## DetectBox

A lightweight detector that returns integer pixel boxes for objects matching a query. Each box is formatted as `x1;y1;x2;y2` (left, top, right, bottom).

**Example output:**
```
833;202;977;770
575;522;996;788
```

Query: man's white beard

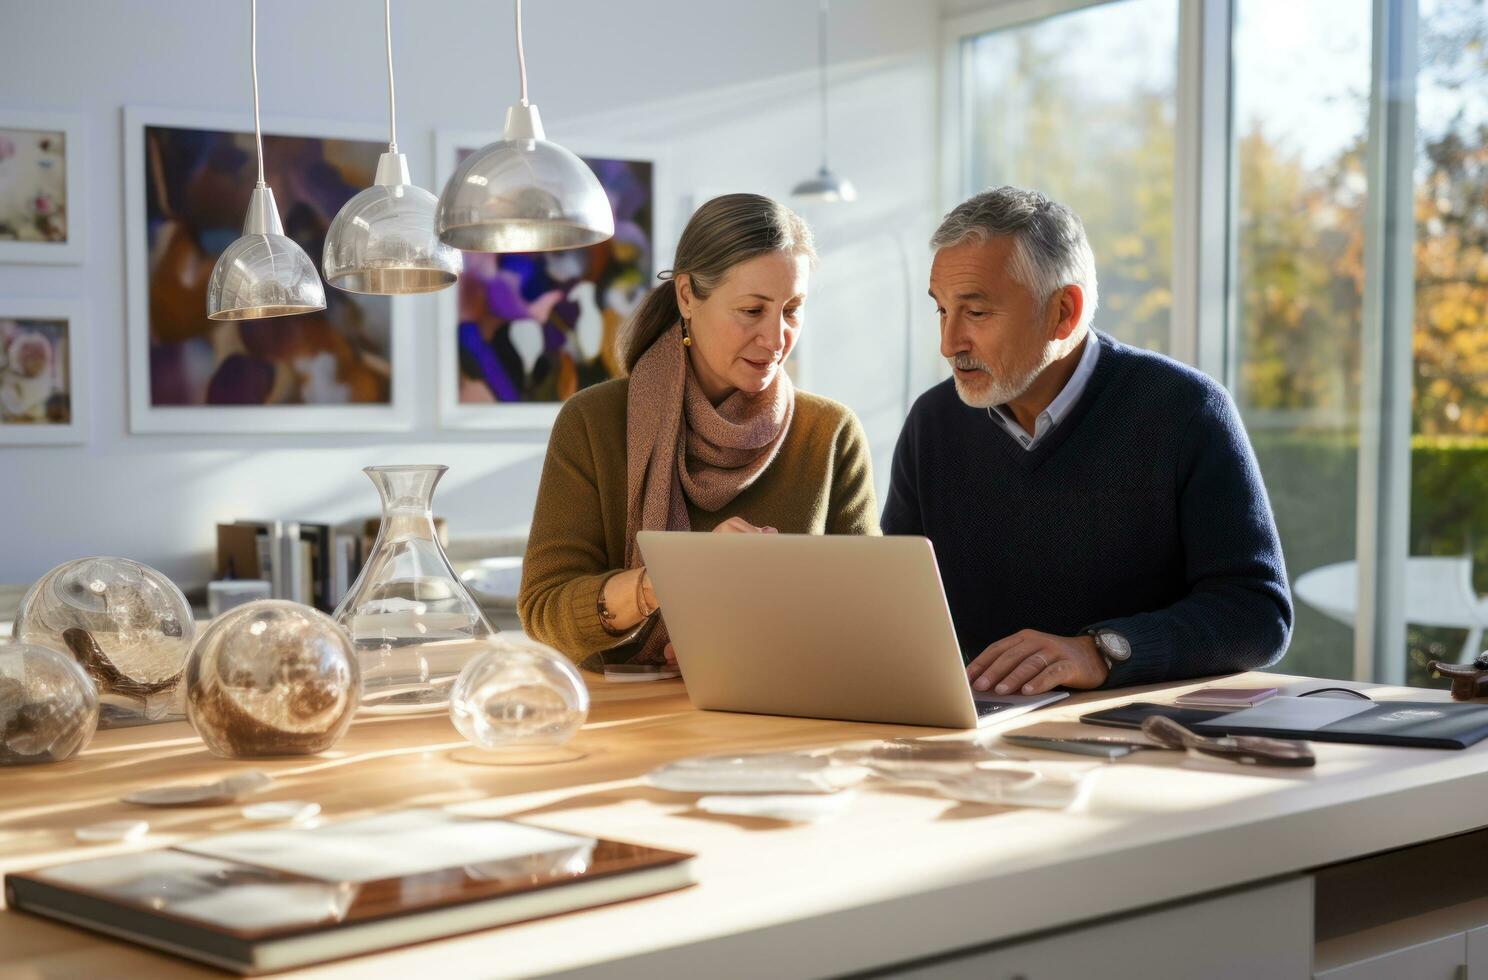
950;350;1052;409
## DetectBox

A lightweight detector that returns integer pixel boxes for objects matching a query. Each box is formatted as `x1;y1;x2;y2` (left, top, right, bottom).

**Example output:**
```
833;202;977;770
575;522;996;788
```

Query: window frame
940;0;1419;682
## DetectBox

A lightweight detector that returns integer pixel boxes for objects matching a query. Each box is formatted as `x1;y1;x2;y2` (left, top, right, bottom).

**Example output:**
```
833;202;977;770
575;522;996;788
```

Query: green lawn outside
1252;433;1488;687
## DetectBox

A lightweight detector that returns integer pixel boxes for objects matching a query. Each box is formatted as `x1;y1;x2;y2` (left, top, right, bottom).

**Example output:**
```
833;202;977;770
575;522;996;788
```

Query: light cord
251;0;264;186
818;0;830;171
515;0;529;105
384;0;398;150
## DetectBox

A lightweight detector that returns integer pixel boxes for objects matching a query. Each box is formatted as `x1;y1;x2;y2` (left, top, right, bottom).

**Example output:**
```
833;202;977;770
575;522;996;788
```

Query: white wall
0;0;943;589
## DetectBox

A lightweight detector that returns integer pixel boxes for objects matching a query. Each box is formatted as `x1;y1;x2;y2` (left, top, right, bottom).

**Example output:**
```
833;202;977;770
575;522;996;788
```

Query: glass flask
0;642;100;765
449;634;589;754
333;465;495;713
14;557;195;727
185;600;360;758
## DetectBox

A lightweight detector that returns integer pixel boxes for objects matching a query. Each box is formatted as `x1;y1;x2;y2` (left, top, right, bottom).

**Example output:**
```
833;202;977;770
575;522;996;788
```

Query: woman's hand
713;516;778;534
602;566;658;634
639;569;657;612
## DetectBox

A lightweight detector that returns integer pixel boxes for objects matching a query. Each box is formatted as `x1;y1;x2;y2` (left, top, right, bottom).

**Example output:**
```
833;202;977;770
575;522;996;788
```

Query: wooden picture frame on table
0;110;86;265
0;298;88;446
123;106;416;435
433;129;671;431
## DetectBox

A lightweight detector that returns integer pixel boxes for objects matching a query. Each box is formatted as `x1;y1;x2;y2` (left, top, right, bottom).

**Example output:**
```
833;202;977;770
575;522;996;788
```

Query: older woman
519;193;878;670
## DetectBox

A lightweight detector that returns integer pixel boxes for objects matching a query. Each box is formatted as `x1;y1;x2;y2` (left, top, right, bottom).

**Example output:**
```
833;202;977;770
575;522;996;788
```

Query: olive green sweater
519;377;880;666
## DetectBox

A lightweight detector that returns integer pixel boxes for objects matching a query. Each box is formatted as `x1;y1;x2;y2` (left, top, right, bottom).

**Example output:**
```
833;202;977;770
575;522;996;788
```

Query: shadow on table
502;784;807;833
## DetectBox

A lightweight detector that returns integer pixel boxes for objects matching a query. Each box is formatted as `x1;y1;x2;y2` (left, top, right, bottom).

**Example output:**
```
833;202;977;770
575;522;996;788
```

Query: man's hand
966;630;1109;695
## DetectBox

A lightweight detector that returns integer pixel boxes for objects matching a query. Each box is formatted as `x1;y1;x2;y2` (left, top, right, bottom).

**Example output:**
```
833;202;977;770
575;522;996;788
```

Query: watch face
1098;630;1132;661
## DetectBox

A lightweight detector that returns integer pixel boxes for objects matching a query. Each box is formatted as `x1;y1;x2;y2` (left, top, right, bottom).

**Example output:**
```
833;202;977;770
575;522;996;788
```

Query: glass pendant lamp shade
208;186;326;319
437;105;614;252
791;165;858;203
207;0;327;320
793;0;857;205
323;0;459;294
435;0;614;253
324;152;460;294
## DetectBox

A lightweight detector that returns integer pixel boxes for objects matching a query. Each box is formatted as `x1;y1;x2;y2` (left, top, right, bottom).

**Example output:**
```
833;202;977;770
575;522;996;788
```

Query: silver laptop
635;532;1068;729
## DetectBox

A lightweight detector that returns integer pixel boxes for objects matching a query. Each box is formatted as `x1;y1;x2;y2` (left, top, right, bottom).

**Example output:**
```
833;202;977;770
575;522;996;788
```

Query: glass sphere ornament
0;642;99;765
185;600;360;758
14;557;195;726
448;634;589;763
334;465;495;714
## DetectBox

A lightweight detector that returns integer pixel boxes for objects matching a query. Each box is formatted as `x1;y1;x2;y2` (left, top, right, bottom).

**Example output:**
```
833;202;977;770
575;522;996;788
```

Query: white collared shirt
989;333;1101;450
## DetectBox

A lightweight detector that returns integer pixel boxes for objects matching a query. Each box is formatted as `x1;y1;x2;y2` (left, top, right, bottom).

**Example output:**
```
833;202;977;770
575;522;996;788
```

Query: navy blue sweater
881;331;1293;688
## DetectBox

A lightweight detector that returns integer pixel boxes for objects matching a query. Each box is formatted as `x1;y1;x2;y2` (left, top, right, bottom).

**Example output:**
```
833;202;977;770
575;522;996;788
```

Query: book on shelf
216;520;367;613
295;522;333;611
215;524;264;582
222;520;284;599
4;808;695;976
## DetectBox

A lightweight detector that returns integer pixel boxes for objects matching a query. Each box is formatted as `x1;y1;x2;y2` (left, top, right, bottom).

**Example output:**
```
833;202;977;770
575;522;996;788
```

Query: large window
950;0;1488;683
963;0;1179;354
1407;0;1488;683
1232;0;1373;681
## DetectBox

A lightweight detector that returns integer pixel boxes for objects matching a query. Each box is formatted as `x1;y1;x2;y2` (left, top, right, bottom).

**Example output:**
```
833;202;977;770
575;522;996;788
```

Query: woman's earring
680;318;693;348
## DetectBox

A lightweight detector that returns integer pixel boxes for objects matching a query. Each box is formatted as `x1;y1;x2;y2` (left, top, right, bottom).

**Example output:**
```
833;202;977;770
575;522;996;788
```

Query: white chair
1294;555;1488;663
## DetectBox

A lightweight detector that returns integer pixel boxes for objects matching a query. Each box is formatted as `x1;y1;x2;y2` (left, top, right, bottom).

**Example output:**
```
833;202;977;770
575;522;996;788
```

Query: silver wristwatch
1088;628;1132;669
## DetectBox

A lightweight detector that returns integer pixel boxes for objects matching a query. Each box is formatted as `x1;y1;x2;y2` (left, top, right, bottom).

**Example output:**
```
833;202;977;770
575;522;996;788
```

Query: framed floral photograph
0;299;87;445
0;111;85;264
434;130;670;430
123;106;415;434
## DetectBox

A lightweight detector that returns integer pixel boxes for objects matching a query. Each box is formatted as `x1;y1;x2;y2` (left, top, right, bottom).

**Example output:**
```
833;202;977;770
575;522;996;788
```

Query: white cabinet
1313;933;1465;980
883;877;1312;980
1467;924;1488;976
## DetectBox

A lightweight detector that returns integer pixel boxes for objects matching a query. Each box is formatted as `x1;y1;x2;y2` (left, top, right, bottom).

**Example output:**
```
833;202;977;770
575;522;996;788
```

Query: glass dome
207;185;326;320
14;556;194;726
324;152;460;295
449;634;589;753
436;106;613;253
185;600;360;758
0;642;99;765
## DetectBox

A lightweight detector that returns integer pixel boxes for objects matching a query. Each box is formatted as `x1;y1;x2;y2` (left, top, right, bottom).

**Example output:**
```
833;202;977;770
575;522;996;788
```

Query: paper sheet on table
178;808;590;883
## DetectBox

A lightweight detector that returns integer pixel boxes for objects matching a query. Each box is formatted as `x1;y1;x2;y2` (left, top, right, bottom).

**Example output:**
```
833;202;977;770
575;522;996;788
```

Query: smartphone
1173;687;1279;709
1000;733;1146;759
602;664;681;683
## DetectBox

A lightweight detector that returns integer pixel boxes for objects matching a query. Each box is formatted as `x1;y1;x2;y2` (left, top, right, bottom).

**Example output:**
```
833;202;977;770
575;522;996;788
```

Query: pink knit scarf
622;321;794;662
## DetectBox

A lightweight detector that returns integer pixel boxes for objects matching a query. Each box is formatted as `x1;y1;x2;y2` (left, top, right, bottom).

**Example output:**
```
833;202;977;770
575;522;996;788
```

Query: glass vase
333;465;494;713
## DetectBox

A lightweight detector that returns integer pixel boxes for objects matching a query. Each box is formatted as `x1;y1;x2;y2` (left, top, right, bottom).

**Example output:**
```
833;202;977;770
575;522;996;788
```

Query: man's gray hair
931;186;1099;331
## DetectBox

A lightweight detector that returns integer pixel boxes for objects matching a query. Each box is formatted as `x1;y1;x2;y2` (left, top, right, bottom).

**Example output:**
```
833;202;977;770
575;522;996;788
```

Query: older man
882;186;1292;695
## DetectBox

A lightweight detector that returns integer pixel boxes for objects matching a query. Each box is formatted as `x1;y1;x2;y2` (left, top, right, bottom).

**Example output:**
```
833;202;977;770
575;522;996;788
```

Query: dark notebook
1082;699;1488;749
5;809;695;976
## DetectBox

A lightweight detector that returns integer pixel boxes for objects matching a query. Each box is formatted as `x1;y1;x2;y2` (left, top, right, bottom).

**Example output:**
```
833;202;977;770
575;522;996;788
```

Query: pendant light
792;0;857;204
207;0;327;320
435;0;614;253
323;0;459;294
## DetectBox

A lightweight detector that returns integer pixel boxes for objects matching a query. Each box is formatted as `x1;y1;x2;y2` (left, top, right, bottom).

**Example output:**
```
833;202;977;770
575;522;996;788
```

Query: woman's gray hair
617;193;816;373
930;186;1099;330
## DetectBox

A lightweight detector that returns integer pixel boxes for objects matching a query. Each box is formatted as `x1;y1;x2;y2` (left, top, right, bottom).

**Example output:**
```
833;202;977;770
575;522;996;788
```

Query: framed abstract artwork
434;130;670;430
0;111;85;264
123;107;415;434
0;299;88;445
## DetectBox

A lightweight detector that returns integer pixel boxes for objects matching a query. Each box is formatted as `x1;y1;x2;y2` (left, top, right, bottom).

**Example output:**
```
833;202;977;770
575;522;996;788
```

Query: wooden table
3;673;1488;979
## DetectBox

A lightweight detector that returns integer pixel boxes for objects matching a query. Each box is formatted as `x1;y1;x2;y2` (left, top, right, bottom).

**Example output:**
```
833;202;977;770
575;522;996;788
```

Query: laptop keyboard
975;700;1013;718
